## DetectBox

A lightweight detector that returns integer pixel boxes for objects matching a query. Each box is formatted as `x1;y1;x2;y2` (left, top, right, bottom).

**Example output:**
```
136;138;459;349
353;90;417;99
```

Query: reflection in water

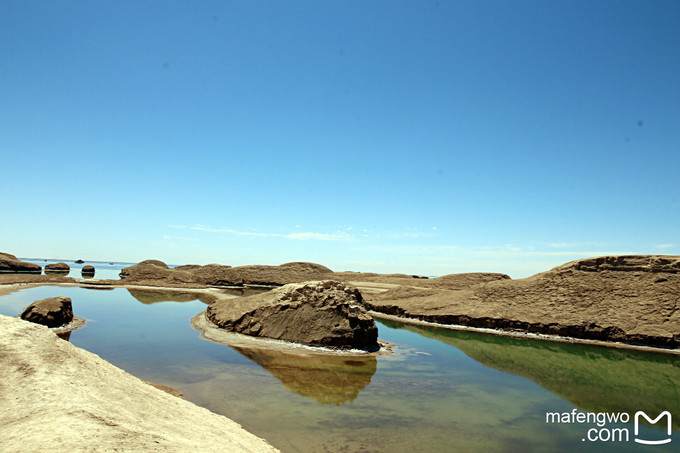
219;287;275;298
379;318;680;428
56;330;71;341
127;287;271;305
231;346;377;405
44;270;69;276
127;288;201;304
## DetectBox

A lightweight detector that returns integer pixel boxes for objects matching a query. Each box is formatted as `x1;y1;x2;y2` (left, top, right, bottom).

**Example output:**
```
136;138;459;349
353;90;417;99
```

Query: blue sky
1;1;679;278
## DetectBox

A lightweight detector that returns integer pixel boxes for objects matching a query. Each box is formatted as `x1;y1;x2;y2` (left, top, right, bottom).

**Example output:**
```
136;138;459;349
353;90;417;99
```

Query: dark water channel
1;286;678;452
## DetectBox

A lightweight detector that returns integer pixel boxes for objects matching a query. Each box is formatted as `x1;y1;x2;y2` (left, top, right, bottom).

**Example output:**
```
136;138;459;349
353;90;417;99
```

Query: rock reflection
56;330;71;341
379;318;680;428
44;270;69;276
127;287;270;305
231;346;377;405
219;287;274;298
127;289;201;304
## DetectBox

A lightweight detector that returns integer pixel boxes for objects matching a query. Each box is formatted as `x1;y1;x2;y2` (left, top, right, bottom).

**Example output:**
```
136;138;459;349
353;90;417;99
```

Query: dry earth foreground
0;315;279;453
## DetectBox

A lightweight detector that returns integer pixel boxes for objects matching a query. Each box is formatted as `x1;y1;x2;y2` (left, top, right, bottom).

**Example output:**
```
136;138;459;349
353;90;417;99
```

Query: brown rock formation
365;255;680;349
118;260;197;285
194;262;333;286
206;280;379;350
119;260;333;287
428;272;511;289
81;265;95;276
20;296;74;328
0;252;41;273
44;262;70;274
117;259;507;291
119;259;170;278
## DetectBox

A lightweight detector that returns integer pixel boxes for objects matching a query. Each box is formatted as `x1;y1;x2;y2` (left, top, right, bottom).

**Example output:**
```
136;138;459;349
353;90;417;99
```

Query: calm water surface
1;285;678;452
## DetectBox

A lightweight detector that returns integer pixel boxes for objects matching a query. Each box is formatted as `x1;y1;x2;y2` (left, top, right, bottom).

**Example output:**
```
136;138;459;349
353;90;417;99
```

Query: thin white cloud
654;243;676;250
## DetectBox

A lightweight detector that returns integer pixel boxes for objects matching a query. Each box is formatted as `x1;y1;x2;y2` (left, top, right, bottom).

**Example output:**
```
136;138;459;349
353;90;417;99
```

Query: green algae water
1;286;678;452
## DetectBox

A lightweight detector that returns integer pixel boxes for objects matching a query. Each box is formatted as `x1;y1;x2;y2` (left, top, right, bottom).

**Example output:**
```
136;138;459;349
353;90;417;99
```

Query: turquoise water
1;286;678;452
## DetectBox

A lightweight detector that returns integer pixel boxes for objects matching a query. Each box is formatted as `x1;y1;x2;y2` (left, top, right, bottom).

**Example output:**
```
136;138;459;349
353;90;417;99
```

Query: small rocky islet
20;296;74;328
44;262;70;274
205;280;379;350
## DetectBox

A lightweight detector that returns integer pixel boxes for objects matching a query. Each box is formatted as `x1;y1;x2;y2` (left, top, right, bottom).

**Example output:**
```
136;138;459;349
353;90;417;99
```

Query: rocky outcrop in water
117;259;496;289
81;265;95;276
195;262;333;286
365;255;680;349
20;296;74;328
119;259;334;287
119;260;175;280
206;280;379;350
45;262;70;274
0;252;41;273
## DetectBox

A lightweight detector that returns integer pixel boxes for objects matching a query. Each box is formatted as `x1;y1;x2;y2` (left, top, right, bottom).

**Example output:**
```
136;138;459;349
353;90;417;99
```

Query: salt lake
1;281;678;452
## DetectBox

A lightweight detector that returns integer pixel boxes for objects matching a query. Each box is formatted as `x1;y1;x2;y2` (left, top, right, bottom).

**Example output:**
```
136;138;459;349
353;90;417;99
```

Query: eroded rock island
0;252;41;273
206;280;379;350
20;296;74;328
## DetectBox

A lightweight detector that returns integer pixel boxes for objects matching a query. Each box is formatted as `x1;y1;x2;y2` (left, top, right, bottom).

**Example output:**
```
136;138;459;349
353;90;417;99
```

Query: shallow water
1;285;678;452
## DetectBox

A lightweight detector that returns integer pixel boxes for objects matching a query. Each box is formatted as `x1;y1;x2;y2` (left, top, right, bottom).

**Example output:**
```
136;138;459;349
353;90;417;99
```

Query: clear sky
1;1;679;278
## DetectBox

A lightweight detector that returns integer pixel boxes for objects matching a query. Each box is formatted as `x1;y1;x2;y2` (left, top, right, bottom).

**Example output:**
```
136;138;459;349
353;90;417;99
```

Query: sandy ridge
0;315;279;453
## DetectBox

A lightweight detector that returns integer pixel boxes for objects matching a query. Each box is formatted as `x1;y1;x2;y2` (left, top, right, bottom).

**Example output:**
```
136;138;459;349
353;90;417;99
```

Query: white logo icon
634;411;672;445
